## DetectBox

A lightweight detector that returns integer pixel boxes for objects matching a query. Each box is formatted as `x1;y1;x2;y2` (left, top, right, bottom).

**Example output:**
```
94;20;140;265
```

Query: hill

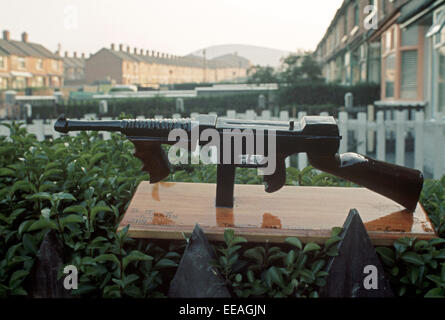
189;44;293;68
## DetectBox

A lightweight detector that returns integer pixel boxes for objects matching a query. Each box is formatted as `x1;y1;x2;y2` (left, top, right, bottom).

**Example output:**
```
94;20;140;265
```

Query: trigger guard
262;160;286;193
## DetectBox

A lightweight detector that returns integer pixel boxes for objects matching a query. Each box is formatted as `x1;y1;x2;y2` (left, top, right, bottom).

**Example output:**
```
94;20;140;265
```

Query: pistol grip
131;140;170;183
263;156;286;193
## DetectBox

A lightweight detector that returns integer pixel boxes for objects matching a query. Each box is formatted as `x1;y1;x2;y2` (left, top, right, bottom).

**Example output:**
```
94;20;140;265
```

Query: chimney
3;30;10;40
152;50;155;56
134;47;138;54
111;43;115;51
81;53;85;59
119;44;123;51
127;46;130;53
21;32;28;42
73;51;77;58
146;50;150;56
65;51;68;57
140;48;144;55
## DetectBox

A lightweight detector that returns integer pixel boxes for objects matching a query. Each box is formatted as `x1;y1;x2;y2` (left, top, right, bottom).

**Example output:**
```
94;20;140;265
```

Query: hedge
278;82;380;107
24;83;380;120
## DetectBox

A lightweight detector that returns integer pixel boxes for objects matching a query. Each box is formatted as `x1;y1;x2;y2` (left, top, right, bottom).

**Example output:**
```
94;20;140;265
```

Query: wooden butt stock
307;152;424;212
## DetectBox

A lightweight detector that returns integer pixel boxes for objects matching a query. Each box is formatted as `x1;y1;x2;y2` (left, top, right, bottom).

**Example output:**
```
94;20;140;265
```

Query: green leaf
10;180;36;195
154;258;178;269
28;219;58;232
89;152;106;167
95;254;120;266
429;238;445;246
303;242;321;254
376;247;395;266
54;192;76;202
60;214;84;229
40;168;63;181
425;288;445;298
90;205;113;224
285;237;302;250
331;227;343;237
63;205;88;216
407;266;419;284
0;168;15;177
122;251;153;270
267;266;283;287
286;250;296;267
401;252;424;266
231;236;247;245
22;234;38;255
224;229;235;245
324;236;341;249
9;270;29;288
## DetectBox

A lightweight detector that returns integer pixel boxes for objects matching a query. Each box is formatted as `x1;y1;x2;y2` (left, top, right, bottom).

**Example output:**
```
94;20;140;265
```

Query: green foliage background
0;123;444;298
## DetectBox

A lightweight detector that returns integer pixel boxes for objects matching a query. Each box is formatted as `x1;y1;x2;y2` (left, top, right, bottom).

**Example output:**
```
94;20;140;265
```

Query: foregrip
307;152;423;211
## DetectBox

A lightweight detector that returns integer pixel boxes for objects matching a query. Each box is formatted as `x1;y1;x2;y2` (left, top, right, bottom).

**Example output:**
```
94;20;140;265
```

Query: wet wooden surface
118;182;437;245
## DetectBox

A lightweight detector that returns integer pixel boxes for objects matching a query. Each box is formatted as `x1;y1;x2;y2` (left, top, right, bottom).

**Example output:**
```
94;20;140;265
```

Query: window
381;24;423;100
36;59;43;70
400;50;418;99
344;9;348;35
402;25;418;47
52;60;59;71
384;53;396;97
13;77;26;89
18;57;25;69
354;0;359;26
34;76;44;87
0;77;6;89
438;47;445;113
0;56;5;69
432;7;445;114
344;51;351;85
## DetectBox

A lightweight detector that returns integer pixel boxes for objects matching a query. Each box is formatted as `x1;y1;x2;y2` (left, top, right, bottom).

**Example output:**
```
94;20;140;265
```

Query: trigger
263;160;286;193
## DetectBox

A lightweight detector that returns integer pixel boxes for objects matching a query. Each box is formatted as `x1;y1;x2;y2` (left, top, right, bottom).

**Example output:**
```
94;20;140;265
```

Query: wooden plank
118;182;437;246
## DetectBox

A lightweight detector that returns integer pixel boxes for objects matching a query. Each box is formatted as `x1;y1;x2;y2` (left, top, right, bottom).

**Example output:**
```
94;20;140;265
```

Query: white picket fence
1;109;444;178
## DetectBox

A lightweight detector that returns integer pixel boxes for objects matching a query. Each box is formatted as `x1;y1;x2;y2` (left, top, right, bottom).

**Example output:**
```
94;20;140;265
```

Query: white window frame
0;56;5;70
18;57;26;70
36;59;43;70
432;7;445;117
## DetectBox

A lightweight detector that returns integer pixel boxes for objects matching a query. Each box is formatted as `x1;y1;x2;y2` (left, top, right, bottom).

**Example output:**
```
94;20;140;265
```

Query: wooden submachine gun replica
54;114;423;212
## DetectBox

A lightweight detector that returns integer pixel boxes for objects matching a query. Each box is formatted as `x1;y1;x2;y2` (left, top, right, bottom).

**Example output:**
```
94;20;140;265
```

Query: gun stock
307;152;423;211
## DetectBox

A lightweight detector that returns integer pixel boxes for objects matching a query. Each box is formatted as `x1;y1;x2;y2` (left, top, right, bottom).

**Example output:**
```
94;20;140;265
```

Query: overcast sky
1;0;343;56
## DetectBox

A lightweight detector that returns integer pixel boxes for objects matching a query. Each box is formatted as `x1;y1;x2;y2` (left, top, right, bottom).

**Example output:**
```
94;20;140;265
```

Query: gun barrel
54;114;193;136
54;114;123;134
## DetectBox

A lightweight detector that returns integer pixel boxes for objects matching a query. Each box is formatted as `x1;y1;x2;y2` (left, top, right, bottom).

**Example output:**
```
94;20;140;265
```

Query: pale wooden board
118;182;437;245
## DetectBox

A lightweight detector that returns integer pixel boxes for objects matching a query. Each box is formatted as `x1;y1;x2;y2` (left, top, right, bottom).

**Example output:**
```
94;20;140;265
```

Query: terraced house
314;0;445;119
85;44;250;87
63;51;86;86
0;30;63;90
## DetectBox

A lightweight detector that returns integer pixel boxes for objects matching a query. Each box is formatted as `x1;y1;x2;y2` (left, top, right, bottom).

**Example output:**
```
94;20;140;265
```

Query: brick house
85;44;250;86
314;0;445;119
0;30;63;90
63;51;86;85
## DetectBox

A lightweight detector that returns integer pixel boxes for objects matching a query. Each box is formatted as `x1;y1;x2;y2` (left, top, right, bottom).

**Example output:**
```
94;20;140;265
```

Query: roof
397;0;438;23
209;54;250;68
0;39;61;59
101;48;250;69
63;56;85;68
